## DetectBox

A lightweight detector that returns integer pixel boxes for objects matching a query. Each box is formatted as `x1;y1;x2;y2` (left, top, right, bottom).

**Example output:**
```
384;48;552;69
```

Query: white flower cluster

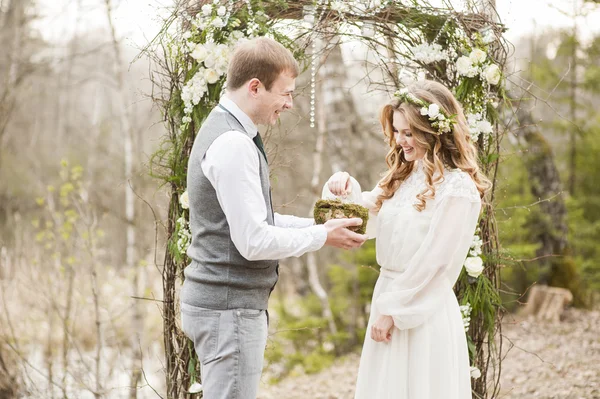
176;216;192;255
463;234;484;278
192;3;230;31
466;113;493;142
181;30;246;121
330;0;350;13
411;43;448;64
456;48;501;86
420;103;452;133
459;303;472;332
469;234;483;257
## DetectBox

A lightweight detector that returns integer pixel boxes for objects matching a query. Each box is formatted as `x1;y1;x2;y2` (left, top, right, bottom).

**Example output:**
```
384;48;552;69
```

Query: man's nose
284;97;293;109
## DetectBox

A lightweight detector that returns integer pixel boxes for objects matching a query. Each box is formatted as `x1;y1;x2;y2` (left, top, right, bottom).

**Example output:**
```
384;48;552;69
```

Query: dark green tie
253;133;268;164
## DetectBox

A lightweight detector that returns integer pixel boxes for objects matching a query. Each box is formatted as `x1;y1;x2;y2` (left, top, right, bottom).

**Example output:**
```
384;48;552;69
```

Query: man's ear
247;78;261;98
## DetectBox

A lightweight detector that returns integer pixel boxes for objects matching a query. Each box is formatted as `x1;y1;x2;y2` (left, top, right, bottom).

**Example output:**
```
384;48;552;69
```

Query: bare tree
103;0;142;397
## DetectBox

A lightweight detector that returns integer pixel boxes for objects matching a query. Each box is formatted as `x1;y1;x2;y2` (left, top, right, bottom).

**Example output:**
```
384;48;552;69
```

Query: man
180;37;367;399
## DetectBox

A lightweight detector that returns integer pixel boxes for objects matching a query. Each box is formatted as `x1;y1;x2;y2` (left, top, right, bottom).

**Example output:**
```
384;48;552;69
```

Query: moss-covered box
313;199;369;234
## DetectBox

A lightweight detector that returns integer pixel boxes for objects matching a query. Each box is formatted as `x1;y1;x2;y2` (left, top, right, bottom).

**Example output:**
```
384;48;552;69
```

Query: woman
327;80;490;399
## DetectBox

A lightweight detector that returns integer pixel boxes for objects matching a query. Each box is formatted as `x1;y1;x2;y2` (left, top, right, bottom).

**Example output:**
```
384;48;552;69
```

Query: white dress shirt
200;96;328;261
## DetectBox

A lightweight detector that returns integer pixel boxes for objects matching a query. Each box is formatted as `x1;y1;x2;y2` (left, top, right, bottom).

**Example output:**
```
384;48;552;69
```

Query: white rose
484;64;501;85
470;366;481;379
469;49;487;64
201;4;212;16
212;17;225;28
477;120;493;134
217;6;227;16
205;68;219;84
464;256;484;278
428;103;440;118
420;107;429;116
204;55;215;69
456;56;474;77
230;30;244;42
188;382;203;393
190;43;208;62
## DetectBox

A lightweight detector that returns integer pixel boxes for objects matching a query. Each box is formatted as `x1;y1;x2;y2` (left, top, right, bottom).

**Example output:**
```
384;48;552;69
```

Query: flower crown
393;88;456;135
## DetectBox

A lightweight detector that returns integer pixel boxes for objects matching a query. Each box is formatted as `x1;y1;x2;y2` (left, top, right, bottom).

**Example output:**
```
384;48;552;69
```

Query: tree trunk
305;36;337;337
103;1;142;397
511;97;585;306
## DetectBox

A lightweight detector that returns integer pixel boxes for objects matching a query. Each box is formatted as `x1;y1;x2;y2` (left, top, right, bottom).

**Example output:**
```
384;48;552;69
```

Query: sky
35;0;600;48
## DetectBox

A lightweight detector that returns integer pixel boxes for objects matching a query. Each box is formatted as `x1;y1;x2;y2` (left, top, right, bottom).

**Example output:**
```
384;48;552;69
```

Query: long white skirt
354;272;472;399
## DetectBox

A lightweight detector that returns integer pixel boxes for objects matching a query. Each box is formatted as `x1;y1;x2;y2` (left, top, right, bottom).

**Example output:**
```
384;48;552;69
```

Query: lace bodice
385;161;481;210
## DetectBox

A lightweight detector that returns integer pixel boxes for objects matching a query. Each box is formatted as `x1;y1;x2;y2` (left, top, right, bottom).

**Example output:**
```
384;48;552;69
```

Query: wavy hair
374;80;491;212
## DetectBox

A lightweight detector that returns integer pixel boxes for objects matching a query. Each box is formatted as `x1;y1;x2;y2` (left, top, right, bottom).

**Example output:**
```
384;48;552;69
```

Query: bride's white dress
353;162;481;399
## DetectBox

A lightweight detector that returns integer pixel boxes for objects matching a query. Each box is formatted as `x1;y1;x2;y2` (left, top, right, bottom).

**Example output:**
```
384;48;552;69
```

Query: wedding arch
147;1;508;397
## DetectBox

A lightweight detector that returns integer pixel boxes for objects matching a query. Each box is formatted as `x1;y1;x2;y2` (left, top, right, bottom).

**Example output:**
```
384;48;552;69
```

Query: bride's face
392;111;426;162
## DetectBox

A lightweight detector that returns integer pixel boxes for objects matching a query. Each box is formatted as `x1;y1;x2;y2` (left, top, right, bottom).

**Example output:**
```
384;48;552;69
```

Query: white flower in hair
428;103;440;118
217;6;227;16
420;107;428;116
470;366;481;379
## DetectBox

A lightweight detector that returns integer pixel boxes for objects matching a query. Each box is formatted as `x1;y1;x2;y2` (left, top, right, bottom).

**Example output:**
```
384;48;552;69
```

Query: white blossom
205;68;220;84
428;103;440;118
330;0;349;13
180;190;190;209
456;56;478;78
464;256;484;278
201;4;212;16
484;64;501;85
188;382;203;393
212;17;225;28
482;29;496;44
460;303;472;332
217;6;227;16
470;234;483;257
190;43;208;62
181;68;208;112
411;43;448;64
470;366;481;379
469;48;487;64
477;120;493;135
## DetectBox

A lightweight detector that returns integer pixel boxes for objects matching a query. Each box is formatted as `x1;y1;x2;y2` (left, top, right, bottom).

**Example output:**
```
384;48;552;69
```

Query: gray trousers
180;303;268;399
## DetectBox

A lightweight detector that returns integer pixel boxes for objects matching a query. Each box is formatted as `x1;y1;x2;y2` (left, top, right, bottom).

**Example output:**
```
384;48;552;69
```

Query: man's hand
323;218;367;250
371;315;394;343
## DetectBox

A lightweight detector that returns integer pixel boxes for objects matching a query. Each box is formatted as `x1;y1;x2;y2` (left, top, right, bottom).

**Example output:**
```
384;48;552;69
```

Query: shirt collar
218;96;258;138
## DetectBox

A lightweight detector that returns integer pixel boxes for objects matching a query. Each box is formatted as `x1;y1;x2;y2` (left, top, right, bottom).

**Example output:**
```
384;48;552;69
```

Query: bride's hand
371;315;394;343
328;171;351;196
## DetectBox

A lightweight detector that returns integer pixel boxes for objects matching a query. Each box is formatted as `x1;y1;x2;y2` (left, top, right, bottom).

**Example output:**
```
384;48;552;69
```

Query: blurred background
1;0;599;398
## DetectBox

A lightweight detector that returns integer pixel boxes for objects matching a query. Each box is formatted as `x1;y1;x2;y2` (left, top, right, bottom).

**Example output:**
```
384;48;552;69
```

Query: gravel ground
258;309;600;399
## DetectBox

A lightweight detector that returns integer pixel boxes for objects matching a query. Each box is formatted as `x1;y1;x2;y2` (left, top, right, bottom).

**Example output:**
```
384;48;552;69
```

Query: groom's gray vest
180;106;278;310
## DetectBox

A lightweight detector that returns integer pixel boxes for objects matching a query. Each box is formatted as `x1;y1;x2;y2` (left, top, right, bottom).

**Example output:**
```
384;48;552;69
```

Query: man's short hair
226;37;299;91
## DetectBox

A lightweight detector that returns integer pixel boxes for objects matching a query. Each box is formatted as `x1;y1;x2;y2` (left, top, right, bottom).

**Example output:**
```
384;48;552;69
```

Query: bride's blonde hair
375;80;491;212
